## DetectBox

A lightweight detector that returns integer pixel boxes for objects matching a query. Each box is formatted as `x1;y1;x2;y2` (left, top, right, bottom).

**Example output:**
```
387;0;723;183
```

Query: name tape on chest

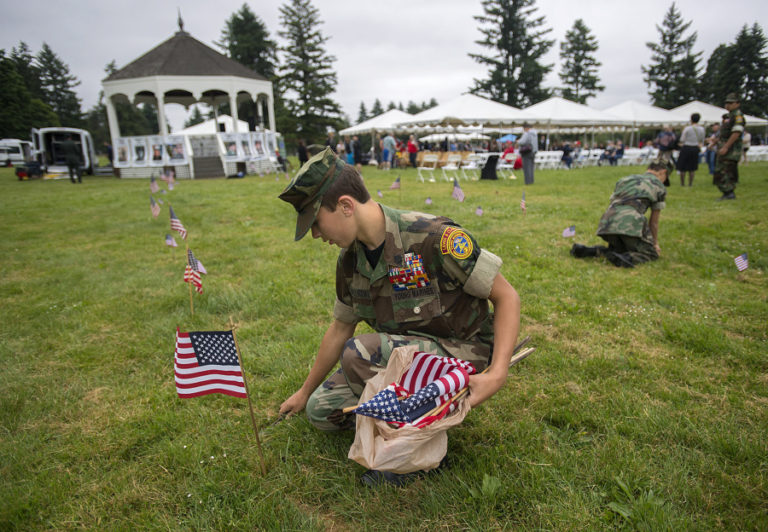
440;227;473;259
388;252;430;291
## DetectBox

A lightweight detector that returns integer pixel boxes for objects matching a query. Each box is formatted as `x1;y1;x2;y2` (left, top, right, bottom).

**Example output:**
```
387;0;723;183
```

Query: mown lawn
0;161;766;530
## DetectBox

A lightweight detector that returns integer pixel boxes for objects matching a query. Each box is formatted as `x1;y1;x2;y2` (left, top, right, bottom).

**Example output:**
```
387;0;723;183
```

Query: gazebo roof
104;30;267;82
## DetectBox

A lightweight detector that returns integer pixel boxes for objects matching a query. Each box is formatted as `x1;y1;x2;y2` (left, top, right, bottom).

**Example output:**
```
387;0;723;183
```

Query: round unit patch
440;227;473;259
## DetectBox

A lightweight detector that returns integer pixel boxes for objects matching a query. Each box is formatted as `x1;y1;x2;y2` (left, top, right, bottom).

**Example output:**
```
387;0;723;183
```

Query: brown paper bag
347;344;471;474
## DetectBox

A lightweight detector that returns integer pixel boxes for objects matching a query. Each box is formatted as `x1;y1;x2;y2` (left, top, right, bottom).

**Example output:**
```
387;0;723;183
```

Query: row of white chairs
746;145;768;162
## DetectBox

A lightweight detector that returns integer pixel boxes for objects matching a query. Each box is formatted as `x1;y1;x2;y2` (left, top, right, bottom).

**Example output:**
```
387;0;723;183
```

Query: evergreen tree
559;19;604;104
36;43;83;127
370;98;384;116
469;0;554;107
397;102;404;111
425;98;439;110
10;42;43;100
641;2;701;109
278;0;342;143
0;50;59;138
357;102;368;123
386;101;396;111
184;106;206;128
218;3;279;130
218;3;278;78
406;100;420;114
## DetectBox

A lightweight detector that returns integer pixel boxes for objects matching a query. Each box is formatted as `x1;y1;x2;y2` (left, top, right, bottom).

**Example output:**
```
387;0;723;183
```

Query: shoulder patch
440;227;473;259
734;115;744;124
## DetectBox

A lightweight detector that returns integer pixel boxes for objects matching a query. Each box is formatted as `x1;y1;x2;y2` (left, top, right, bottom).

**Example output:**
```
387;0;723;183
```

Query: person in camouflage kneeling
570;158;672;268
277;147;521;482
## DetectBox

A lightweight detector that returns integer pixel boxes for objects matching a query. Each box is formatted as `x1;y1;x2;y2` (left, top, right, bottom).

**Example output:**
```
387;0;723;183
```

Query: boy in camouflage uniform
571;159;671;268
277;147;521;436
713;93;745;200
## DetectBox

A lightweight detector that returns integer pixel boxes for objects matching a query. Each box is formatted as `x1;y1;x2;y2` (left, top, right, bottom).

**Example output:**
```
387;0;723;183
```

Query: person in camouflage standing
713;93;745;200
277;147;520;481
570;158;672;268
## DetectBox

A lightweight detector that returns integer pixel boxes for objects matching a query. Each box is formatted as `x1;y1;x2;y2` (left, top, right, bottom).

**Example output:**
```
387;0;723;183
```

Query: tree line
1;0;766;149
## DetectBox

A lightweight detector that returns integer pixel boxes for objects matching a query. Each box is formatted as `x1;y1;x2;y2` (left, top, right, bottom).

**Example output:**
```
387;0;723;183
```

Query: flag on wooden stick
150;196;161;218
165;233;178;247
389;177;401;190
451;179;465;202
170;206;187;240
150;175;159;194
520;191;526;213
562;225;575;237
174;328;246;398
734;253;748;272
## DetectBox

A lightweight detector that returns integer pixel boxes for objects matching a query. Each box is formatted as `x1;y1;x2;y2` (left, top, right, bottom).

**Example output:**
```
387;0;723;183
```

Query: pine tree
469;0;554;108
357;102;368;123
559;19;604;104
370;98;384;116
641;2;701;109
731;24;768;117
278;0;342;142
10;42;43;100
218;3;278;78
184;106;206;128
386;101;396;111
36;43;83;127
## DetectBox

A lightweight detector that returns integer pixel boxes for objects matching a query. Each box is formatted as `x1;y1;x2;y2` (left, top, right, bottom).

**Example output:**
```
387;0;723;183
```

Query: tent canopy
602;100;688;127
397;93;524;128
339;109;414;136
418;132;490;143
670;100;768;126
520;97;626;128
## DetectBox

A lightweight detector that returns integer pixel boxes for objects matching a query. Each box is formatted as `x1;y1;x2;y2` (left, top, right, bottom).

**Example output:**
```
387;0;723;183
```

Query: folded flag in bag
352;352;476;428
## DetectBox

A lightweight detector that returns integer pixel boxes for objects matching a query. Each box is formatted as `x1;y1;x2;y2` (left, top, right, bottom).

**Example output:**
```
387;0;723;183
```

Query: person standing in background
704;123;720;176
517;123;537;185
676;113;705;186
406;135;419;168
713;93;745;201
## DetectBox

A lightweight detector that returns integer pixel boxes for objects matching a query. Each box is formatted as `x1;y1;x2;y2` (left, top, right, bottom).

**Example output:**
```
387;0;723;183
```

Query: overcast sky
2;0;765;131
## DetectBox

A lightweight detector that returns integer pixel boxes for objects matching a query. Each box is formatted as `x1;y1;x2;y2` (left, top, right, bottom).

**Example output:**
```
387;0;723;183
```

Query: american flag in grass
174;329;246;398
169;206;187;240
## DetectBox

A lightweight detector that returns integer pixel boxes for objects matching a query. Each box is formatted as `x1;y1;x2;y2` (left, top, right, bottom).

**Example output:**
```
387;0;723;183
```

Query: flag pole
229;317;268;476
185;245;194;315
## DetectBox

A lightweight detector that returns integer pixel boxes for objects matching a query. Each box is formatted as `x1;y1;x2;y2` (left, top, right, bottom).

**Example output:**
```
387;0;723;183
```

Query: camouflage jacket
718;108;745;161
333;205;502;366
597;173;666;243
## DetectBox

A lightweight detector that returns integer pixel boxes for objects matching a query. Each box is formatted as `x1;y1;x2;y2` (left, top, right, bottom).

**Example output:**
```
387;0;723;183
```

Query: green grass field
1;161;766;530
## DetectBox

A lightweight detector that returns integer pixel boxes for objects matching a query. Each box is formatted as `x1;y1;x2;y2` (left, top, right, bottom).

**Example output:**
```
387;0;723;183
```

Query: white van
0;138;33;166
30;127;97;175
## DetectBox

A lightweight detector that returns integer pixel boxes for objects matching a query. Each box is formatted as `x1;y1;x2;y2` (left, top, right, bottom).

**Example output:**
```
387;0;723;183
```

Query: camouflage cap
278;146;345;241
725;93;740;103
649;156;674;186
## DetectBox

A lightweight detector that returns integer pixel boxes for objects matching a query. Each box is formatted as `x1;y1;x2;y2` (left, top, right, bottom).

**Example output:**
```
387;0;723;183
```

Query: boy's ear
338;195;355;215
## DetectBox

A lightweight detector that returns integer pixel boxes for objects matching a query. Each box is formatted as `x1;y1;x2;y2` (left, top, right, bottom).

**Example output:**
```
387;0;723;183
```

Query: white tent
520;97;626;128
602;100;688;127
339;109;414;136
180;115;250;135
397;93;525;128
419;132;490;143
670;100;768;126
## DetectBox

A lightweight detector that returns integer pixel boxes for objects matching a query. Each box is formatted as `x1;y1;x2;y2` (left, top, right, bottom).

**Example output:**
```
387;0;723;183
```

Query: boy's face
311;204;355;248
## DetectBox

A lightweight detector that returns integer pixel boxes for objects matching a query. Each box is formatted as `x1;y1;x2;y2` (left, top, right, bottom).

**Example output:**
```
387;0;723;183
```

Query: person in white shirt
676;113;705;186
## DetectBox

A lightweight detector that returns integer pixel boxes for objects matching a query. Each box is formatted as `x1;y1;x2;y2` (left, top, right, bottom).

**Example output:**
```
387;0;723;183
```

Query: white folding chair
496;152;517;179
460;153;482;180
441;153;462;181
417;154;439;183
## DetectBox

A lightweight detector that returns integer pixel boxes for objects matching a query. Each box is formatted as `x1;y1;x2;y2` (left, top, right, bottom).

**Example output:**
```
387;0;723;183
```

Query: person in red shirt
407;135;419;168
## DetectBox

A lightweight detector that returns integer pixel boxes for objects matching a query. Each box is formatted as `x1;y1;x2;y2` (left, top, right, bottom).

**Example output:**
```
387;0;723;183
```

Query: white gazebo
102;19;276;178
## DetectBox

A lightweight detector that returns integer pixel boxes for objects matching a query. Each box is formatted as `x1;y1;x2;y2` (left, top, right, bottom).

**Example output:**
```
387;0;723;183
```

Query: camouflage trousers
599;234;658;265
305;333;447;431
713;157;738;194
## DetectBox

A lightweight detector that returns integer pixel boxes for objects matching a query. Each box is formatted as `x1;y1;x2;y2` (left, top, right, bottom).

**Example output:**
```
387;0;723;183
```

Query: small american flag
174;329;246;398
562;225;576;237
353;352;476;428
187;248;207;274
168;182;175;191
475;206;483;216
734;253;748;272
165;233;177;247
389;177;401;190
184;264;203;294
425;197;432;205
520;191;526;213
170;206;187;240
452;179;465;202
150;196;160;218
377;189;383;198
150;175;159;194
